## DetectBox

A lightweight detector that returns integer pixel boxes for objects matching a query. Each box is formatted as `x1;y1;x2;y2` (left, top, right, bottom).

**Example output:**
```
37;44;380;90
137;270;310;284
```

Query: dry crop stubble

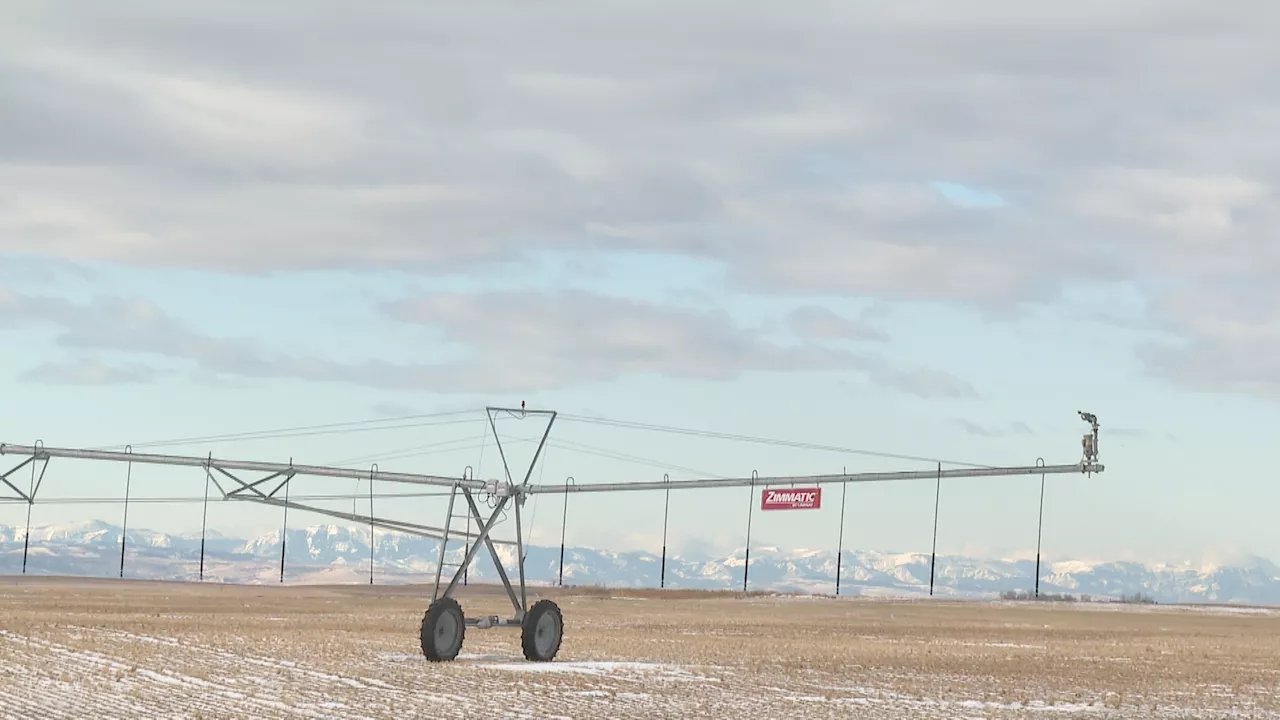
0;577;1278;717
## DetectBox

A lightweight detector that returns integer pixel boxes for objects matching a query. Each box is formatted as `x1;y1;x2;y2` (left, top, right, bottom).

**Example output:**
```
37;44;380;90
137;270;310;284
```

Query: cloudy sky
1;1;1278;568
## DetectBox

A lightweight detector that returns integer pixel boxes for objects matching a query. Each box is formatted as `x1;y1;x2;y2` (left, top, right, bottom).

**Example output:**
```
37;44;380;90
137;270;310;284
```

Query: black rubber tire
520;598;563;662
420;597;465;662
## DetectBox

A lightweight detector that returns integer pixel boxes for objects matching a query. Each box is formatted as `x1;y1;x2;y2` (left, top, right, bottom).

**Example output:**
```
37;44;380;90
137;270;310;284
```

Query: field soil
0;576;1278;718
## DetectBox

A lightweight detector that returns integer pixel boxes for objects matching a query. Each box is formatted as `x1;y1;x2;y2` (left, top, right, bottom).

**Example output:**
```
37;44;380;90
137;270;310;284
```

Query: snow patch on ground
475;658;722;683
0;613;1272;718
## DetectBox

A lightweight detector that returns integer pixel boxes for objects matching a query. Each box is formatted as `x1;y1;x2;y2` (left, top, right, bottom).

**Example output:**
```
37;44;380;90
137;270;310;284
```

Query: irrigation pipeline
0;490;460;505
0;436;716;509
0;404;1040;534
0;436;719;512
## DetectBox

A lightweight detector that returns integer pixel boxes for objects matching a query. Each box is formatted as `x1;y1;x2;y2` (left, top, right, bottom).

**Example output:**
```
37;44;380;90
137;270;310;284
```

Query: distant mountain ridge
2;520;1278;605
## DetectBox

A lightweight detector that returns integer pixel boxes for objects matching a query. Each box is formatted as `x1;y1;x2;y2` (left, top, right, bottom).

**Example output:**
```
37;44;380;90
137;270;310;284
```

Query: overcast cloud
1;288;971;396
1;1;1278;395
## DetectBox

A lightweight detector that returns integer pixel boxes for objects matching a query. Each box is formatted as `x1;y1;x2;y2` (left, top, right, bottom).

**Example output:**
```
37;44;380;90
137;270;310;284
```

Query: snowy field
0;578;1278;718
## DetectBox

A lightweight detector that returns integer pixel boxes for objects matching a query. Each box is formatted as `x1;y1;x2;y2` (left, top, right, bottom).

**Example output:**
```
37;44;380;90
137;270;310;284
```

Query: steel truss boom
526;461;1103;495
0;406;1106;666
0;441;510;545
0;443;485;491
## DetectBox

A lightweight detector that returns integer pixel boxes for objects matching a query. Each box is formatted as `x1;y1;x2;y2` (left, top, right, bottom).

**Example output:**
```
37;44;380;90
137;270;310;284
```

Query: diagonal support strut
486;406;556;490
226;492;517;544
0;456;36;503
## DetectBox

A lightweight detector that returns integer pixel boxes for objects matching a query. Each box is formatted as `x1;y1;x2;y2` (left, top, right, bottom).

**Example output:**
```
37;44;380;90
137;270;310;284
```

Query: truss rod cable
324;434;500;467
325;433;541;468
324;435;544;469
525;447;547;555
86;409;486;452
96;416;487;452
545;439;729;479
557;413;997;469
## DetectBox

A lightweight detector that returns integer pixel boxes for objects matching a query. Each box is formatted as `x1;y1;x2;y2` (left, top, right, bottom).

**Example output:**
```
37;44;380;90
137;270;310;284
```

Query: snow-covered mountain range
2;520;1278;606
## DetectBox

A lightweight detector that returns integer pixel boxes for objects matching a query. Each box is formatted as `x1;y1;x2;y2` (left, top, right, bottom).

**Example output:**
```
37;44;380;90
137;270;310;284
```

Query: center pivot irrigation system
0;406;1104;663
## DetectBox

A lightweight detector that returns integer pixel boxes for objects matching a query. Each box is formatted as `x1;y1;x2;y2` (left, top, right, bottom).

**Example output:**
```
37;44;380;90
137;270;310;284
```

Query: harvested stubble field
0;577;1278;718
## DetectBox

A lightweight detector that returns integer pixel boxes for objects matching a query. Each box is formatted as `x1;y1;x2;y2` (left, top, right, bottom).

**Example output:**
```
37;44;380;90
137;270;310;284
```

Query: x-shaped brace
218;466;296;499
440;487;526;617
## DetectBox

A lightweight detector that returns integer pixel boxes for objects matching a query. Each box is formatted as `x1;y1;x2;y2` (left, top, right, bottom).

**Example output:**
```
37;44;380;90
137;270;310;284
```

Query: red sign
761;487;821;510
